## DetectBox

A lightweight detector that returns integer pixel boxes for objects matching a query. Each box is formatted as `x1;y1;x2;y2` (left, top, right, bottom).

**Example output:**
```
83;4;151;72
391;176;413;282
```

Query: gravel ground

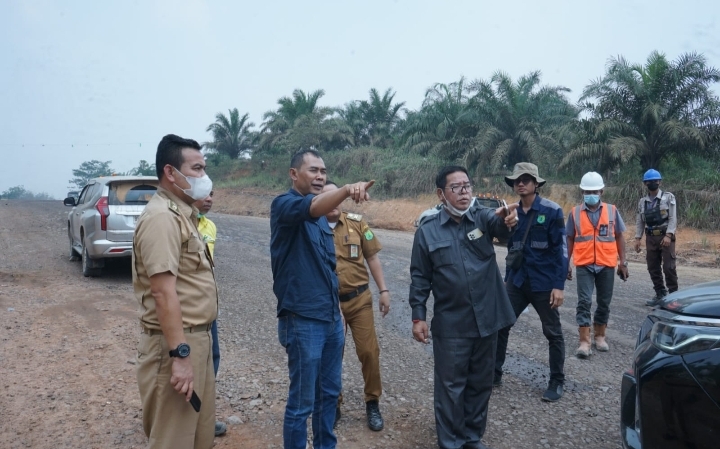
0;199;717;449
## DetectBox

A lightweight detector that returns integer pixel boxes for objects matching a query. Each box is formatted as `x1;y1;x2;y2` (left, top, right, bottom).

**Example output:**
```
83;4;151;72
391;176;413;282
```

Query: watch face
177;343;190;358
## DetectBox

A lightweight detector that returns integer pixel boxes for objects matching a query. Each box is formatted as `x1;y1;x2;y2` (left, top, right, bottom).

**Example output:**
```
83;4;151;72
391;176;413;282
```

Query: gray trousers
433;333;496;449
575;266;615;327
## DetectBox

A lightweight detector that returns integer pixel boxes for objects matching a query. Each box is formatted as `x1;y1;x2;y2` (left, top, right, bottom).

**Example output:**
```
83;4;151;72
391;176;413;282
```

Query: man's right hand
566;267;573;281
634;239;642;253
412;320;430;344
171;357;194;401
345;180;375;204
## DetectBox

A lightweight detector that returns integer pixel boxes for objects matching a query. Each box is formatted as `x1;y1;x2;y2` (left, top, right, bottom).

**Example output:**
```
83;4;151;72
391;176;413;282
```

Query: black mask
646;182;659;191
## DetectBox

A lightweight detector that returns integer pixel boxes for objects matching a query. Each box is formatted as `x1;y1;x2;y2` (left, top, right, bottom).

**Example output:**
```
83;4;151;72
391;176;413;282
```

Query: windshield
108;182;158;206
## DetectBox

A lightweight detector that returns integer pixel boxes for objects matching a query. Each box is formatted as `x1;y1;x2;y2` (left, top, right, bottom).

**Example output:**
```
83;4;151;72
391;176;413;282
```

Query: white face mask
442;192;470;217
174;168;213;201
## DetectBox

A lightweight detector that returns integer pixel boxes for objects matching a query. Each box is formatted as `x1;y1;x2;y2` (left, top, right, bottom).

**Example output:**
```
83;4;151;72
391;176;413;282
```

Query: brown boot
576;326;592;358
593;323;609;352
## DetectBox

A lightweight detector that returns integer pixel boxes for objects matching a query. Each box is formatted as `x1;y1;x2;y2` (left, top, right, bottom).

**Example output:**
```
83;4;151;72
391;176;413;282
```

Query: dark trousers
495;280;565;384
433;333;496;449
211;320;220;376
646;235;678;293
575;267;614;327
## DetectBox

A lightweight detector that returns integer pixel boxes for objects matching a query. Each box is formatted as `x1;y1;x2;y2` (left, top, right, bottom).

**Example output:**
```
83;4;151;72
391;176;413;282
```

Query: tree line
203;51;720;187
67;160;156;190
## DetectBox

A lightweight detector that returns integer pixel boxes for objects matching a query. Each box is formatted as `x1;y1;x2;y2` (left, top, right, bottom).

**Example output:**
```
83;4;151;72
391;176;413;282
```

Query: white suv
64;176;158;277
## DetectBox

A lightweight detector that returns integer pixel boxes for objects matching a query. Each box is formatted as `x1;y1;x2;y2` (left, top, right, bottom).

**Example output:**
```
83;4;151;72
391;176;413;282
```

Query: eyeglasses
513;176;535;186
445;183;473;194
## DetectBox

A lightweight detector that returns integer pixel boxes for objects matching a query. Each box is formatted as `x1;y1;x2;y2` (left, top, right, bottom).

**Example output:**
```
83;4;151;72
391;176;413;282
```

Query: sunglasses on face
514;176;535;186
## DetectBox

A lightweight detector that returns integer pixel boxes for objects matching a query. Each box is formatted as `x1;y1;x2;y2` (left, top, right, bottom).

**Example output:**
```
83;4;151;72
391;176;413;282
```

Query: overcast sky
3;0;719;198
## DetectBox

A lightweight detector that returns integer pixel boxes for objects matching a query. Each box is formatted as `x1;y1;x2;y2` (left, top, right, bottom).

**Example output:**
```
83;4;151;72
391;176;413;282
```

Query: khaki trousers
137;329;215;449
339;288;382;403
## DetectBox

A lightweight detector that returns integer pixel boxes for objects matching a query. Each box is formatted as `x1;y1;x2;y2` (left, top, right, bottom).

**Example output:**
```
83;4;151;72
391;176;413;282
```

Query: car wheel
68;227;80;261
81;244;102;277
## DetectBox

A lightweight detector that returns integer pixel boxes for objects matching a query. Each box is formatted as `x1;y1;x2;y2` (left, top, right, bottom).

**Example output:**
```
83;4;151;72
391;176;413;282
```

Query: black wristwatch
169;343;191;358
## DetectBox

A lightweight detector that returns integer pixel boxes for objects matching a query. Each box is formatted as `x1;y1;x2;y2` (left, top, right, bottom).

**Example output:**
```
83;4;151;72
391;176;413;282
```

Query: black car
621;280;720;449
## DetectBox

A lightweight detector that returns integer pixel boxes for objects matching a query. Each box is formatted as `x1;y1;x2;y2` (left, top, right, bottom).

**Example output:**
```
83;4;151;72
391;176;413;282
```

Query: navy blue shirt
506;195;568;291
270;189;340;322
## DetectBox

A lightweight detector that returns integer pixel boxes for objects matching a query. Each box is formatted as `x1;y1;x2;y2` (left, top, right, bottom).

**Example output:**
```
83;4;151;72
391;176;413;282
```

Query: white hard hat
579;172;605;190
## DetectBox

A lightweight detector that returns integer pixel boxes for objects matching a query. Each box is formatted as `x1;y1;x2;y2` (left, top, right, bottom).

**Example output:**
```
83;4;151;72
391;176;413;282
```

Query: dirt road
1;200;717;449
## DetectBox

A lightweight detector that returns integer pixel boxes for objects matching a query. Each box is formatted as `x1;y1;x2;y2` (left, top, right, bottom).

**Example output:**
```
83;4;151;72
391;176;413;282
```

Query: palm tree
461;71;577;175
359;88;405;147
402;77;478;160
567;51;720;172
205;108;255;159
259;89;350;153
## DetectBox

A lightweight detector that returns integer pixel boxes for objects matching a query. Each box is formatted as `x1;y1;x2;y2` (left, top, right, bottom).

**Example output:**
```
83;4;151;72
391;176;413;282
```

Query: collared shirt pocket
343;234;362;259
428;240;455;268
182;232;209;272
530;225;549;250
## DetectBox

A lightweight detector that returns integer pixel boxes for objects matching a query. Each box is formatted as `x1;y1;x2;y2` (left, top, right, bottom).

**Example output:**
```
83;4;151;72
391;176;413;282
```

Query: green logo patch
364;229;374;240
537;215;546;224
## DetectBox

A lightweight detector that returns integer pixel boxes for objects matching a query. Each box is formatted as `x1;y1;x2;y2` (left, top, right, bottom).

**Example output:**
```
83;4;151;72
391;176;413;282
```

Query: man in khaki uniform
322;182;390;432
133;134;218;449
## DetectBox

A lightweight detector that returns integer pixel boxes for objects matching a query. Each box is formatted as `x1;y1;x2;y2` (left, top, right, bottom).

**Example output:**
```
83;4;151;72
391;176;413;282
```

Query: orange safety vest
571;203;618;267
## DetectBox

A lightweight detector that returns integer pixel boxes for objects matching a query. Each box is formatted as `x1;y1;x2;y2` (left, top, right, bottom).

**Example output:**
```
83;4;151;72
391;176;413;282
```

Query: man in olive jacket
409;165;518;449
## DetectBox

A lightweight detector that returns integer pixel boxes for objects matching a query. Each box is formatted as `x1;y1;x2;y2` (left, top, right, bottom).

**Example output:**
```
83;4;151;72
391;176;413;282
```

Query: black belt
141;323;212;336
645;226;667;236
339;284;369;302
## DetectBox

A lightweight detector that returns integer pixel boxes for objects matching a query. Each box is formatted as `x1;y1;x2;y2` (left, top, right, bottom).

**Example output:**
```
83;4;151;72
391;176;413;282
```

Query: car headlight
650;320;720;355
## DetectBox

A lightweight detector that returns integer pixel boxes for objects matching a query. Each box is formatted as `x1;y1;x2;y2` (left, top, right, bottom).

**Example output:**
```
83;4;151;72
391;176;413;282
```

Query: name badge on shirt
350;244;359;258
599;224;608;237
467;228;483;241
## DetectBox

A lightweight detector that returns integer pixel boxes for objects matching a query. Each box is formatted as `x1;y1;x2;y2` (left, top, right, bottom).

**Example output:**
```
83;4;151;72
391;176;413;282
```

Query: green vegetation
201;51;720;229
68;160;157;190
0;186;54;200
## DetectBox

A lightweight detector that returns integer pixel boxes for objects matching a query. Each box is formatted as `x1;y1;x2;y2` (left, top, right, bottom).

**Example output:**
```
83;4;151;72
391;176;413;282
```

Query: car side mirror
63;197;76;206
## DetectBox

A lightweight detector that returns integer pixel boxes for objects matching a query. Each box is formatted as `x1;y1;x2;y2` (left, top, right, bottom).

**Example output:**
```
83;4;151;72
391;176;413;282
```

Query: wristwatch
620;261;628;267
169;343;191;358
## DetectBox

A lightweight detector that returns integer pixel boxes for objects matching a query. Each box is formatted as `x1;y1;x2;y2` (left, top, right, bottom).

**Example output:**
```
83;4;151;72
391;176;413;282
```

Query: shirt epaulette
168;200;180;215
346;213;362;221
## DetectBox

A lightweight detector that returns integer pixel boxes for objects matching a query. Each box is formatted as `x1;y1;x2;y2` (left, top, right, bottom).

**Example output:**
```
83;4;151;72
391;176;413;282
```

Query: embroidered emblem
537;214;546;224
347;213;362;221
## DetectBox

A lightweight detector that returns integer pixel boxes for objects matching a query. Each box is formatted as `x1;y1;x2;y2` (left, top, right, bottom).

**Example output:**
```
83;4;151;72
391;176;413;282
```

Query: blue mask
584;194;600;206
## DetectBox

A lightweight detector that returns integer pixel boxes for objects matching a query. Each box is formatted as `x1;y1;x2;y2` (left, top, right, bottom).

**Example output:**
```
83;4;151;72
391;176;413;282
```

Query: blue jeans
211;320;220;376
576;266;614;327
278;314;344;449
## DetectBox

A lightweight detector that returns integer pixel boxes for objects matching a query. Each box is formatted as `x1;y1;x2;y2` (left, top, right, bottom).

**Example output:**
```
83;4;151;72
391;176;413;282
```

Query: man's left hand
617;265;629;281
378;291;390;317
496;202;520;228
661;235;672;247
549;289;564;309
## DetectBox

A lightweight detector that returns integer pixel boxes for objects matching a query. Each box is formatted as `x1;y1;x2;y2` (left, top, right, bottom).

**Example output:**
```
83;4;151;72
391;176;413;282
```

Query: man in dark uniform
410;165;519;449
494;162;568;403
322;181;390;432
634;169;678;306
270;149;375;449
133;134;218;449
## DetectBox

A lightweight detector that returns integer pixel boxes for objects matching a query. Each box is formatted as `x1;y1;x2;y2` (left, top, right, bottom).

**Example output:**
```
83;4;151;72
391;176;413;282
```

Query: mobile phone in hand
190;391;201;412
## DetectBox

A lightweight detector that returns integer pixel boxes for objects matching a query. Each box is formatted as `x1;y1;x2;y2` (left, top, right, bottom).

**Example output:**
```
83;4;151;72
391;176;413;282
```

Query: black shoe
492;375;503;387
334;406;341;428
366;400;384;431
214;421;227;436
541;380;564;402
645;289;668;306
